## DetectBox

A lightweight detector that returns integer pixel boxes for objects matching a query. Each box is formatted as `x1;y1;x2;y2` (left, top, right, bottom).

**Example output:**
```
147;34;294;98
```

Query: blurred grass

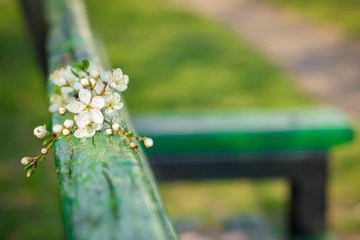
86;0;313;112
330;131;360;234
0;0;358;238
0;1;62;240
264;0;360;39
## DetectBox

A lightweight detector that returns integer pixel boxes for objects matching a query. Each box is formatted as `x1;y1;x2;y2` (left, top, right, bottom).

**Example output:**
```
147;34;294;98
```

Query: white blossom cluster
49;60;128;138
21;59;153;177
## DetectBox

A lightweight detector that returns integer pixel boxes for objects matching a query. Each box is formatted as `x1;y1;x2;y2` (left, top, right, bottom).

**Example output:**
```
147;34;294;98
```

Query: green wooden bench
20;0;178;239
133;109;354;239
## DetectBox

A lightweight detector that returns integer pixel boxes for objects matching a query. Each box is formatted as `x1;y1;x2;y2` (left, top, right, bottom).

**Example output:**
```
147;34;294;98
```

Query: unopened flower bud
91;70;100;79
105;129;113;135
89;78;97;87
63;119;74;129
129;142;137;149
26;169;34;178
112;123;120;131
21;157;31;165
62;128;70;136
144;138;154;148
80;78;90;87
58;107;67;115
41;148;48;154
52;124;63;134
34;126;47;138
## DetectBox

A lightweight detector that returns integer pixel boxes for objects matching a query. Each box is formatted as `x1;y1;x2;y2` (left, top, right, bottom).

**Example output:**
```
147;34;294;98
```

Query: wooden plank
45;0;178;239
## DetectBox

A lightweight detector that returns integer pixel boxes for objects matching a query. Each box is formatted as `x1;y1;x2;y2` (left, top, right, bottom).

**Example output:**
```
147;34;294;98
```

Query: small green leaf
24;163;34;170
82;59;90;71
38;157;46;162
43;138;53;145
72;63;83;70
71;67;80;77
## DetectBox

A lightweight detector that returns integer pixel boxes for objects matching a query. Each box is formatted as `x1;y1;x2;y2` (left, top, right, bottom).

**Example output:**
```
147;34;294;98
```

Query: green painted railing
45;0;178;239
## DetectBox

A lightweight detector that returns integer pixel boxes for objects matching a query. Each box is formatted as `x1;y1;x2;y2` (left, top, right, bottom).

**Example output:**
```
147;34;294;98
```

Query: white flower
49;66;79;88
110;68;129;92
34;126;47;138
66;89;105;128
49;68;67;86
74;122;102;138
144;138;154;148
63;66;82;90
49;94;75;113
104;92;123;115
63;66;79;86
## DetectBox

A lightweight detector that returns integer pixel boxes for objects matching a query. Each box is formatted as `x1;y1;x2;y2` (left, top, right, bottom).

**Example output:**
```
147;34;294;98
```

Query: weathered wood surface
46;0;178;239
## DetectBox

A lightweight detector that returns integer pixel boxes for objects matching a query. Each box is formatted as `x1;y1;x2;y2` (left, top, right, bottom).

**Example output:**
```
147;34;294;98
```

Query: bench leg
289;157;327;239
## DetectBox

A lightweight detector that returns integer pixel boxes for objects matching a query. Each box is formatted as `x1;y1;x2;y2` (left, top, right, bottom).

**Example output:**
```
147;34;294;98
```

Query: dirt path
171;0;360;121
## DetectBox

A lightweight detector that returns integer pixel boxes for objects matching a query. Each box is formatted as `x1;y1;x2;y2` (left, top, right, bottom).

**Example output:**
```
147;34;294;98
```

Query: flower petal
66;100;85;113
109;82;117;89
100;71;112;82
72;82;83;90
116;84;128;92
122;75;129;85
85;127;96;137
75;111;92;128
63;66;78;84
79;89;91;104
74;128;87;138
91;109;104;124
113;92;121;102
49;103;61;112
94;81;105;93
61;86;73;96
95;123;102;131
112;68;123;80
114;102;123;110
105;108;114;116
91;96;105;109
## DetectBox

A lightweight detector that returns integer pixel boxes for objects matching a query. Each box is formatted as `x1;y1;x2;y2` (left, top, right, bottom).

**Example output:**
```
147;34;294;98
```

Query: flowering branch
21;59;153;177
